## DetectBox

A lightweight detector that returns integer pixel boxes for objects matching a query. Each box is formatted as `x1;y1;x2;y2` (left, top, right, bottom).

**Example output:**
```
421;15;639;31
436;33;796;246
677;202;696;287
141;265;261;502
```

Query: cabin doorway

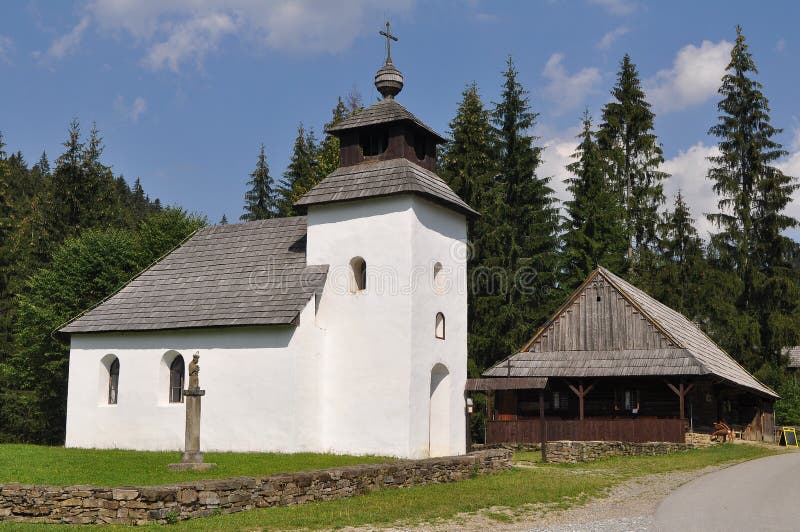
429;363;451;457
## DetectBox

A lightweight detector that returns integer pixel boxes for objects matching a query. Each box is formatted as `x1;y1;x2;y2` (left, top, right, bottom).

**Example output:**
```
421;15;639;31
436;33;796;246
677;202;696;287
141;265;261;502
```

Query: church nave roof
59;217;328;334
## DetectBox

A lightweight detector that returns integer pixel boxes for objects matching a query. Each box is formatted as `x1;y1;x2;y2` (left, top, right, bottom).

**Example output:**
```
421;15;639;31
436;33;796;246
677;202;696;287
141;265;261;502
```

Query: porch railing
486;418;686;444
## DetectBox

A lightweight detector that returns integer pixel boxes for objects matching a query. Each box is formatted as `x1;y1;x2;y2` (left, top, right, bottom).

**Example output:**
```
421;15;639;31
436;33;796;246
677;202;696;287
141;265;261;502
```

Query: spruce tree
50;119;85;238
707;26;800;366
0;133;13;361
278;124;319;217
656;191;706;316
598;55;668;267
562;111;627;289
219;214;228;225
439;82;499;371
316;98;349;180
241;144;278;221
489;57;561;357
82;123;120;227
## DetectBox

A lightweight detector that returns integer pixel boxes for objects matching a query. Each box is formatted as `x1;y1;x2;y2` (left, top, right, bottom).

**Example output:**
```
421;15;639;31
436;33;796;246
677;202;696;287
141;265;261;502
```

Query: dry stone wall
0;449;511;525
544;440;692;463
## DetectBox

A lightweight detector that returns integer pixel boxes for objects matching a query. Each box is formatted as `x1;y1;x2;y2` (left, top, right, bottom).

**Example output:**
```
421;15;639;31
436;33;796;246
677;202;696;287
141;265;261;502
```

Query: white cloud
588;0;637;16
777;134;800;225
535;123;583;215
661;143;719;238
41;16;90;61
645;39;732;113
776;38;786;52
115;95;147;122
0;35;13;64
85;0;414;72
542;53;601;114
662;139;800;239
596;26;629;50
143;13;236;72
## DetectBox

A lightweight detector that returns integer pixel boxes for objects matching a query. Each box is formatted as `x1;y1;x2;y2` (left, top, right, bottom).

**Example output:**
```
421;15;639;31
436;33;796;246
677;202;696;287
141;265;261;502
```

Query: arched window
108;358;120;405
435;312;445;340
433;262;444;294
169;355;185;403
350;257;367;292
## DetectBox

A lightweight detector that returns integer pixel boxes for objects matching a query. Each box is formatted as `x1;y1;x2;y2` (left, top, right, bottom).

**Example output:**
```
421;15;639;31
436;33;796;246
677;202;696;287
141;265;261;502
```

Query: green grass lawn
0;443;780;531
0;444;391;486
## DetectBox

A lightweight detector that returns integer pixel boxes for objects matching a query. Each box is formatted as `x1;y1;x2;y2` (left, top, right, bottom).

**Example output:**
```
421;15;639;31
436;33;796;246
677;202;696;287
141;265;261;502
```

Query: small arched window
433;262;444;294
350;257;367;292
169;355;185;403
108;358;120;405
435;312;445;340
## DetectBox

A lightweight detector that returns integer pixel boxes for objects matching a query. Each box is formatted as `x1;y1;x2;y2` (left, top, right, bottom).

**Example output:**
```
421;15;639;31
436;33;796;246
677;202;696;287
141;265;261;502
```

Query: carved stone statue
168;351;215;471
188;353;200;390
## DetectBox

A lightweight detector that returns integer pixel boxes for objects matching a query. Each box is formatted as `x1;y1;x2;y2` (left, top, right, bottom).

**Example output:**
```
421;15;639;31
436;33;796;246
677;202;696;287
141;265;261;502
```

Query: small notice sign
778;426;798;447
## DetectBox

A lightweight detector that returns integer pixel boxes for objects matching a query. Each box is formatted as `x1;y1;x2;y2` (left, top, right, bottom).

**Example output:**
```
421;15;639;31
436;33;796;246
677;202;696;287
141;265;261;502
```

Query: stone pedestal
168;385;216;472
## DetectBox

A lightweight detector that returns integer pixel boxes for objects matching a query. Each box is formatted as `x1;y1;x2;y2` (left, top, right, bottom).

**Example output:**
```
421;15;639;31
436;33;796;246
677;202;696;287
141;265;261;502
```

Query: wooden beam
567;381;595;420
539;389;547;462
664;380;694;420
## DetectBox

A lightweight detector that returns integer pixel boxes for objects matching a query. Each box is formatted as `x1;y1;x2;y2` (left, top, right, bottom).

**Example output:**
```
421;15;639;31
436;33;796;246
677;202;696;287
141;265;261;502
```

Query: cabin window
624;389;639;411
435;312;445;339
108;358;120;405
433;262;445;293
169;355;185;403
552;390;568;410
350;257;367;292
359;129;388;156
414;134;426;161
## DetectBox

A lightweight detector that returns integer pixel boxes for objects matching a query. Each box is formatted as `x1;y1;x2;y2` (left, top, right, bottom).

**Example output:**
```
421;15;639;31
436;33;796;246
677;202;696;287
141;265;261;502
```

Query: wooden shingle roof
484;267;777;398
326;98;446;143
295;157;478;217
59;217;328;334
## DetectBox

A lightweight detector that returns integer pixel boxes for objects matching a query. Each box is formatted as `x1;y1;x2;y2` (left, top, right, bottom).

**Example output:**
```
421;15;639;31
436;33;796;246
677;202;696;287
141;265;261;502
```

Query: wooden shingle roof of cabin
59;217;328;334
484;266;777;398
295;157;478;217
326;98;446;143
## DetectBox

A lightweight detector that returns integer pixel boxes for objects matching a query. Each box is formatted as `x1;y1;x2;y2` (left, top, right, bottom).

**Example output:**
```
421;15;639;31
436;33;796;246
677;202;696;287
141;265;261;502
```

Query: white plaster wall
307;195;467;458
408;197;468;457
308;196;415;457
64;298;323;452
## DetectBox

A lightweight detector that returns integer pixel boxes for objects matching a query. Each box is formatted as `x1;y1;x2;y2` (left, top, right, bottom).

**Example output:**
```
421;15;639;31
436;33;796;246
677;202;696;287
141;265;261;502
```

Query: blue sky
1;0;799;235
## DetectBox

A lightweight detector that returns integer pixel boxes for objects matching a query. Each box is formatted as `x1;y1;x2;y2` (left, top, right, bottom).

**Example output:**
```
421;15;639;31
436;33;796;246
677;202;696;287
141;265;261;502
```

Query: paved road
653;452;800;531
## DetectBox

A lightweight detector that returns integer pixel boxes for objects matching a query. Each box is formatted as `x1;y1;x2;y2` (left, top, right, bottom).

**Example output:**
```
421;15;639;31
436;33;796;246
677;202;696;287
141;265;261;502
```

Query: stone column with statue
168;352;216;471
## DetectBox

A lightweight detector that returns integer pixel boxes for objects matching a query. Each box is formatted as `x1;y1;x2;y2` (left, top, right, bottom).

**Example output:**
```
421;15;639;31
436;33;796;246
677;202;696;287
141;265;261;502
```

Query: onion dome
375;61;404;99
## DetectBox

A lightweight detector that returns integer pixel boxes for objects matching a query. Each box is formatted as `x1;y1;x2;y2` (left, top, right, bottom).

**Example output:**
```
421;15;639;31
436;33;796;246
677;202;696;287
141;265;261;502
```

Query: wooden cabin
471;267;778;444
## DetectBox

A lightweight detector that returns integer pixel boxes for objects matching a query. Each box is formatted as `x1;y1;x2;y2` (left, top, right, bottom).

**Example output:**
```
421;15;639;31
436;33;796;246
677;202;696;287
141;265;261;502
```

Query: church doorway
429;363;451;457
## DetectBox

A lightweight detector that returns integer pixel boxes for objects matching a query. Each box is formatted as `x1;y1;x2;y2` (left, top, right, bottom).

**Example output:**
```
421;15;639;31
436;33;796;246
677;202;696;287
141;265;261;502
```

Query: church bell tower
297;22;475;459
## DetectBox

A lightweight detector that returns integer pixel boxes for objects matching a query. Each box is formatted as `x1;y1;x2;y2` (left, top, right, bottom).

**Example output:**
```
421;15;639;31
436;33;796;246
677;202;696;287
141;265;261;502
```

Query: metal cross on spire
379;21;398;64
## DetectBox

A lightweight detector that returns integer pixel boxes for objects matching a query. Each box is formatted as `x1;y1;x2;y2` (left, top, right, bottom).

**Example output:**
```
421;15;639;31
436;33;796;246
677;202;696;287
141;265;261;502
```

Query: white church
59;39;476;459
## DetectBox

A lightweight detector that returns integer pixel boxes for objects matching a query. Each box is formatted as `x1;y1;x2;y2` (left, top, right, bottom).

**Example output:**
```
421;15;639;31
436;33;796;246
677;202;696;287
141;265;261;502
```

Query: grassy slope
0;445;391;486
0;444;779;531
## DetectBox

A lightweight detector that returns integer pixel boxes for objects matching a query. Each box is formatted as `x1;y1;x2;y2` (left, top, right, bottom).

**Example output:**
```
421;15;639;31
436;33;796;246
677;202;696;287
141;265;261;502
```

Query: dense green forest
1;26;799;444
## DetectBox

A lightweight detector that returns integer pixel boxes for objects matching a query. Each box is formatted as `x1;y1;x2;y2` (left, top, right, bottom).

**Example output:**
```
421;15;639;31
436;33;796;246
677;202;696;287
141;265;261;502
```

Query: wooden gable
525;273;678;353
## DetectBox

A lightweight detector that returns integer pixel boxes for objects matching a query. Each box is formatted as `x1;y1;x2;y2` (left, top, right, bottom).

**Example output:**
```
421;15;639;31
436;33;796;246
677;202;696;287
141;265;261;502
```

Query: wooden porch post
665;380;694;420
487;390;494;421
539;389;547;462
568;381;595;420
